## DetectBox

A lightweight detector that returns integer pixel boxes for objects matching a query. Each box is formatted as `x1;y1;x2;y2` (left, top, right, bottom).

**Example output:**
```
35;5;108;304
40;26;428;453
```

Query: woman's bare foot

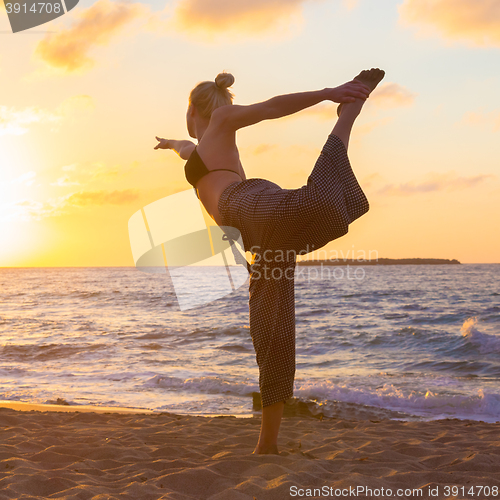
252;444;280;455
330;67;385;150
338;67;385;117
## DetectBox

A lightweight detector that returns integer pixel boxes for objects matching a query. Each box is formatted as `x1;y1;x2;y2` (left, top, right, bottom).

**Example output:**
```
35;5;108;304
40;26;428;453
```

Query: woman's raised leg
334;68;385;150
269;69;386;256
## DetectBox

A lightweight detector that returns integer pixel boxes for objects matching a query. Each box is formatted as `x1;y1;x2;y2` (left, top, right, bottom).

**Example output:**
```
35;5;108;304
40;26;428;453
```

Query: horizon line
1;262;499;268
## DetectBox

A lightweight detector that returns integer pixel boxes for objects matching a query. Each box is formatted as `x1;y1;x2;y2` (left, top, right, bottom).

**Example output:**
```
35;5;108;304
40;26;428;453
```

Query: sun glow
0;216;23;263
0;138;36;265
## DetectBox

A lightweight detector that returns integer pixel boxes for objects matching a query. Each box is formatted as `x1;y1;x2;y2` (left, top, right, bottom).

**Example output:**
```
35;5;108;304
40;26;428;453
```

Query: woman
155;68;385;454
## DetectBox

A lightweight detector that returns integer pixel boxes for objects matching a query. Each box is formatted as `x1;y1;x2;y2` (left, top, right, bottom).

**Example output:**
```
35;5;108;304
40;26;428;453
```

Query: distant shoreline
297;258;461;266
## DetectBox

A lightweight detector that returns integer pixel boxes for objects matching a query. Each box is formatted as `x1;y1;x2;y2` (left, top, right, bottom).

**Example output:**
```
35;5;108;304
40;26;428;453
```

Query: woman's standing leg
249;256;297;454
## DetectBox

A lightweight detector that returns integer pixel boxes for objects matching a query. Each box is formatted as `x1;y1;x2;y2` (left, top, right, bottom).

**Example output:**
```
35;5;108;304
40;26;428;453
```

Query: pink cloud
377;172;495;196
399;0;500;47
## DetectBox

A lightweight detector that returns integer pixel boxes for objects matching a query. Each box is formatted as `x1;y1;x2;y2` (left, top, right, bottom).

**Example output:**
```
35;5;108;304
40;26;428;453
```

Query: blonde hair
189;72;235;119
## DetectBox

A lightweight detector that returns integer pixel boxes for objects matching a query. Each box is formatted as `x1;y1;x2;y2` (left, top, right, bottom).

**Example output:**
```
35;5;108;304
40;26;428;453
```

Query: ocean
1;264;499;422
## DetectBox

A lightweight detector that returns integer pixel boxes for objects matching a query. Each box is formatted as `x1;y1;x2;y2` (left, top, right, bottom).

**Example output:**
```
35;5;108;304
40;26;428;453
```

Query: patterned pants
218;134;369;407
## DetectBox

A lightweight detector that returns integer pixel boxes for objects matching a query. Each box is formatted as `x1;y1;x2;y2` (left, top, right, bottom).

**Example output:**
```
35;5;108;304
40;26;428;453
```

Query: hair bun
215;72;235;90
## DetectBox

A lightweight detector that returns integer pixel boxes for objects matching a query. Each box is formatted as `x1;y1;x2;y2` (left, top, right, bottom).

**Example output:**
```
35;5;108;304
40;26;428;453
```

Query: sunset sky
1;0;499;267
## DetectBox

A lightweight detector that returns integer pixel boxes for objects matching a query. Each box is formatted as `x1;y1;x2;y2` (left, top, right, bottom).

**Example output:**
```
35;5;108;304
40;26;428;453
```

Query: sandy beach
1;403;499;500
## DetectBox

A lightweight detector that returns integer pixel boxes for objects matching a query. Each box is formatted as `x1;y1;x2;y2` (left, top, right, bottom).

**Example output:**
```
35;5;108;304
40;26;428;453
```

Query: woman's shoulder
210;104;237;122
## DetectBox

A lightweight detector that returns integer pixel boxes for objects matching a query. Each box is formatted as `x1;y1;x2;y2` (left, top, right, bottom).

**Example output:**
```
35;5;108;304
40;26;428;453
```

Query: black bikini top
185;148;242;195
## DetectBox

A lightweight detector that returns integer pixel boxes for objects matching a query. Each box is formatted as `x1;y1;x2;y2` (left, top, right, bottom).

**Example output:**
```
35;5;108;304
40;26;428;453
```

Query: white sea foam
143;373;500;422
294;378;500;422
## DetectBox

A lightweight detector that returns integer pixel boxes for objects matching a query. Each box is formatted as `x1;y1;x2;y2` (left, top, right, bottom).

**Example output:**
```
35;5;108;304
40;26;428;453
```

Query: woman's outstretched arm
212;81;371;132
154;137;196;160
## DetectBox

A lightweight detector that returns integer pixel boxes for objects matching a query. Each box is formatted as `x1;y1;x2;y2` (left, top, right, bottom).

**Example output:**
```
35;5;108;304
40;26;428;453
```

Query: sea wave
0;342;107;361
144;374;259;396
461;317;500;354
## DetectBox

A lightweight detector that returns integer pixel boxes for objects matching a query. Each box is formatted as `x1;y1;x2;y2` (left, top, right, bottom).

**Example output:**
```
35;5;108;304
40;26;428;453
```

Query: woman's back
194;117;245;225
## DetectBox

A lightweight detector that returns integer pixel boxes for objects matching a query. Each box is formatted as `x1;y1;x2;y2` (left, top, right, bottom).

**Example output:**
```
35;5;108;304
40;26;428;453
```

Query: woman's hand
154;137;171;150
328;81;371;104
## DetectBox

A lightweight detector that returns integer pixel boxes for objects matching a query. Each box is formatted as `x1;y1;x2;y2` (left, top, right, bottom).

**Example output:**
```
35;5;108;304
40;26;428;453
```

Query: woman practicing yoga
154;68;385;454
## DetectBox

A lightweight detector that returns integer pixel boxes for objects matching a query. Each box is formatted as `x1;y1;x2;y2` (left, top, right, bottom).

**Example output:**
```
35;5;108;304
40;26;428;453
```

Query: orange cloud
399;0;500;47
66;189;141;206
377;172;495;196
49;160;125;190
2;188;141;222
370;83;417;108
35;0;149;73
171;0;315;38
